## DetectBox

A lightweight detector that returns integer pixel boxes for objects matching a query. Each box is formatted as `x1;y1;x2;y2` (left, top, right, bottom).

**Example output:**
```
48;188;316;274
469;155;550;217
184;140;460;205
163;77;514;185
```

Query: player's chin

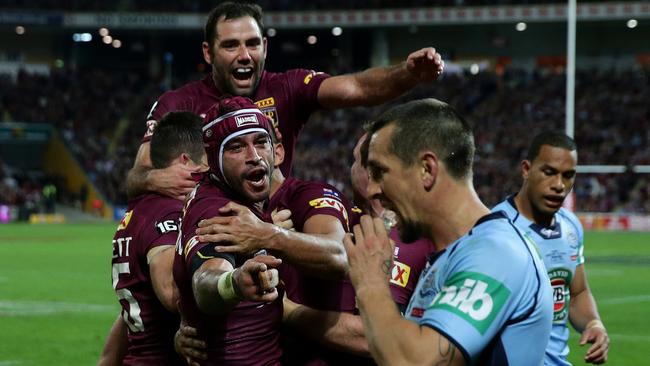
242;185;270;203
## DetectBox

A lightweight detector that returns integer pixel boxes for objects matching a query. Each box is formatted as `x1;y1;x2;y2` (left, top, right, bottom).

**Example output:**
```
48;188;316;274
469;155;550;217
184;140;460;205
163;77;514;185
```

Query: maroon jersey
143;70;329;176
266;177;358;365
173;182;283;366
112;193;183;365
266;177;356;311
349;208;436;311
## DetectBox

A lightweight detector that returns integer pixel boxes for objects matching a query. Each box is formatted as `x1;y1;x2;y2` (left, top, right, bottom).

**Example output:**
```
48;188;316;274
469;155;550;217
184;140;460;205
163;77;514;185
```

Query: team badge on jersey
548;268;572;323
117;210;133;231
390;260;411;288
255;97;279;128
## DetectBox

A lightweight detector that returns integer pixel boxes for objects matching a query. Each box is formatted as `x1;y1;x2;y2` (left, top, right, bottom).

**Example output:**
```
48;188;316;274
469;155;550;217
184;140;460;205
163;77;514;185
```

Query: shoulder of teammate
558;207;584;240
291;179;351;230
490;197;517;221
135;194;183;254
177;185;236;268
141;80;205;142
269;69;330;104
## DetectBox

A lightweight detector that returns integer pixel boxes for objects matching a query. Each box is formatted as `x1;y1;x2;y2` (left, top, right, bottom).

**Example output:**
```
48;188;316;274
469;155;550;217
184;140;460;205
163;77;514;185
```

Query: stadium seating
1;67;647;212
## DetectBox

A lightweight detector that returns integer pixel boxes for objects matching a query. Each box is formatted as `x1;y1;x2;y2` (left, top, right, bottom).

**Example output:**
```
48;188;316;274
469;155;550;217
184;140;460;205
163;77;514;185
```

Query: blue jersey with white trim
405;211;553;366
493;196;585;366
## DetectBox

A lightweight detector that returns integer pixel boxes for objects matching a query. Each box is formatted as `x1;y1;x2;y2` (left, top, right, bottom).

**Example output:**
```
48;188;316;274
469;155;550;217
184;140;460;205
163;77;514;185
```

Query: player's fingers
578;332;589;345
360;214;376;236
352;223;365;248
198;232;233;244
251;254;282;267
426;47;436;59
219;201;247;215
272;208;292;223
214;243;244;253
258;287;279;302
372;216;387;237
197;216;232;228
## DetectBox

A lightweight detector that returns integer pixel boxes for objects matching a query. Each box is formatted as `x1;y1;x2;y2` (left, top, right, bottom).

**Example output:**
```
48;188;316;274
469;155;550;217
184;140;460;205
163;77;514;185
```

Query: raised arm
196;202;347;277
126;142;198;201
317;47;444;109
569;264;609;364
344;216;464;366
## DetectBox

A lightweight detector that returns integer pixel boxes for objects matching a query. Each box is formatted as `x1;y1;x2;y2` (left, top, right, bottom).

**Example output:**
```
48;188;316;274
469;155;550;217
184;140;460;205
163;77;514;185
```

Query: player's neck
514;190;554;227
270;169;285;198
425;180;490;251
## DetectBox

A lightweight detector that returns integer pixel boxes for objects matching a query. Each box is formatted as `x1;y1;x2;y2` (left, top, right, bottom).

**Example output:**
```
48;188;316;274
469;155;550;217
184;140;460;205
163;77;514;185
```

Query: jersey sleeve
286;69;330;112
290;182;350;232
142;209;182;255
178;197;236;272
141;91;194;143
569;211;585;265
417;236;530;361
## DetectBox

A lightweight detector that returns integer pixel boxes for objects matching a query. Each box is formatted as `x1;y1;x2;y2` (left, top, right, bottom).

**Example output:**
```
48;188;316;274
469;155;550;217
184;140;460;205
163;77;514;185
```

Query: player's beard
397;218;424;244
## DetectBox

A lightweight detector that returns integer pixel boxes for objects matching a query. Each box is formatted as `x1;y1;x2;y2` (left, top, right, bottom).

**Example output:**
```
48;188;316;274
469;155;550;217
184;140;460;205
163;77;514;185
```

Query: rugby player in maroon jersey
126;1;444;201
98;112;207;366
173;97;284;365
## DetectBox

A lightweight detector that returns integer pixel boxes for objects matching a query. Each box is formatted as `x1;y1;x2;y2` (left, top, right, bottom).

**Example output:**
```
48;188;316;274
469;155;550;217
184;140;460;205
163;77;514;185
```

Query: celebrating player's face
205;16;267;97
523;144;577;217
222;132;274;203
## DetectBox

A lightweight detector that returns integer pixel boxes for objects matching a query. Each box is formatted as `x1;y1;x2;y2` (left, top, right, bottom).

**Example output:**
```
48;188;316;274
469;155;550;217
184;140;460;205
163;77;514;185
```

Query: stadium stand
1;66;647;212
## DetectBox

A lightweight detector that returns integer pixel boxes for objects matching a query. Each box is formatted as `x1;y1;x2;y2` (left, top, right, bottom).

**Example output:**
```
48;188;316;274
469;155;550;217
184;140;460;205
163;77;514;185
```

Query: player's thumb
579;331;589;346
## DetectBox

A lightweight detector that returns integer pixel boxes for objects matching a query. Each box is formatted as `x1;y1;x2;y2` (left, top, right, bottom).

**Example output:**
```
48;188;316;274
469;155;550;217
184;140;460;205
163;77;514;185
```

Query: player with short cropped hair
173;97;284;365
345;98;553;365
98;112;207;366
126;0;445;201
492;131;609;365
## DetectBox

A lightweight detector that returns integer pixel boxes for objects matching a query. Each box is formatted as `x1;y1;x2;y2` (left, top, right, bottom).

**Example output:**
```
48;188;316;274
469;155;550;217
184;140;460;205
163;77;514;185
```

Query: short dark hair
526;131;577;161
204;2;264;48
366;98;475;180
150;112;205;169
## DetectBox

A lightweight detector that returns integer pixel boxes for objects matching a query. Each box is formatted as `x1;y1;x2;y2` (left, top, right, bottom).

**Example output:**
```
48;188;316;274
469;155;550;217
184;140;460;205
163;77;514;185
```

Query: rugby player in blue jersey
493;131;609;365
345;98;553;366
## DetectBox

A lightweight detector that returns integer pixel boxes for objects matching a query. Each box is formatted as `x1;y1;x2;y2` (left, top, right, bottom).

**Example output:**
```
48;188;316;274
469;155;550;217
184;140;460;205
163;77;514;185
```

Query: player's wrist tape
585;319;605;330
217;270;243;303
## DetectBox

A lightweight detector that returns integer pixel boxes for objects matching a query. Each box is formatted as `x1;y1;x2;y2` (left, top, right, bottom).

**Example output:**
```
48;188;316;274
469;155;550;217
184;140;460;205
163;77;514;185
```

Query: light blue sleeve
417;232;531;360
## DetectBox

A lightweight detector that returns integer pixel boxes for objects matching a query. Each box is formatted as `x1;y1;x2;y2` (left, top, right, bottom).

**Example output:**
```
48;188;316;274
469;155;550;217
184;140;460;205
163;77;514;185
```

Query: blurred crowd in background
1;65;647;213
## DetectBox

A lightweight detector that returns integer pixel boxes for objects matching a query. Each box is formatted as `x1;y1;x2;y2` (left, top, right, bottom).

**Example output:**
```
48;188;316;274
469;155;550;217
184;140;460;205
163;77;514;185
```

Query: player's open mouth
244;168;267;189
232;67;254;81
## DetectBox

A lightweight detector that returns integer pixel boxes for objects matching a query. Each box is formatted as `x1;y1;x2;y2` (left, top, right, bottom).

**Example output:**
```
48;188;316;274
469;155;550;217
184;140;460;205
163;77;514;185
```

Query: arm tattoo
433;336;456;366
381;259;392;275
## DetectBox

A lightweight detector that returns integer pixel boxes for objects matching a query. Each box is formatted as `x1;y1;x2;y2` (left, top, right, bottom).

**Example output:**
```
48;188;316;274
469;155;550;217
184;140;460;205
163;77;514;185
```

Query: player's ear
202;41;213;64
521;159;531;180
420;151;438;191
179;153;191;165
273;142;285;167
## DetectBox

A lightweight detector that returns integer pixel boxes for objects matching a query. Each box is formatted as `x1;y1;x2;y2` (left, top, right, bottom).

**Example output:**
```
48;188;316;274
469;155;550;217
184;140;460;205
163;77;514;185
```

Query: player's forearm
356;286;455;366
569;289;603;333
126;165;153;199
267;227;347;276
192;265;239;315
97;315;128;366
285;305;370;357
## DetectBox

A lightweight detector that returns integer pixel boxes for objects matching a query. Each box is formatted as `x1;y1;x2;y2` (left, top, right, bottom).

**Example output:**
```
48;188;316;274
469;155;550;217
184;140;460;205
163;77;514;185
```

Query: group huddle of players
100;2;609;366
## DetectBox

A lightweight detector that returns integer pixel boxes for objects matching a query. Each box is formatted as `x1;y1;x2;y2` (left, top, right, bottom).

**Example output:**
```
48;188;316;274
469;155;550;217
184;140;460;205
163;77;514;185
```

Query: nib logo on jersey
429;271;510;334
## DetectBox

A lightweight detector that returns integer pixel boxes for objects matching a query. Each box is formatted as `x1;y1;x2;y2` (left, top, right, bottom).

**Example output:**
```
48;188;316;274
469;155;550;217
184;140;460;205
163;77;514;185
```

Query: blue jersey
493;196;585;366
405;211;552;366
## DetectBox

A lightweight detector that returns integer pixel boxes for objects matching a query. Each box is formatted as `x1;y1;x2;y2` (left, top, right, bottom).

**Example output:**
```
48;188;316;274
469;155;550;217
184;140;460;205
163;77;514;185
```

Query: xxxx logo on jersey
309;197;349;230
429;271;511;335
390;260;411;288
548;268;572;323
255;97;279;128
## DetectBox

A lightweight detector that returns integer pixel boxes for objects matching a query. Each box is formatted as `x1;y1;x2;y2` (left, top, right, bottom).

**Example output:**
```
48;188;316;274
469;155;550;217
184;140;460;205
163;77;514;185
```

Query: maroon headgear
202;96;273;185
